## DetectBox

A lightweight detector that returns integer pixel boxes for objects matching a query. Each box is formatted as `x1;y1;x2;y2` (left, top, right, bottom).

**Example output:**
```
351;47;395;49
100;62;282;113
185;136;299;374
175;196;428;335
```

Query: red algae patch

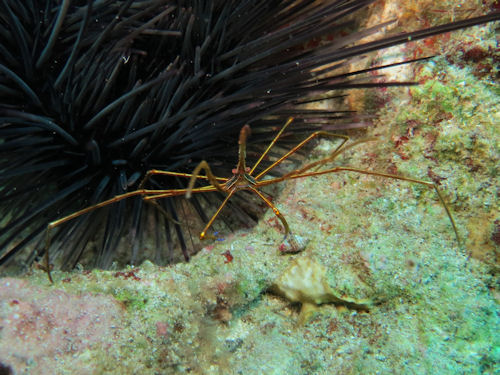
0;278;123;375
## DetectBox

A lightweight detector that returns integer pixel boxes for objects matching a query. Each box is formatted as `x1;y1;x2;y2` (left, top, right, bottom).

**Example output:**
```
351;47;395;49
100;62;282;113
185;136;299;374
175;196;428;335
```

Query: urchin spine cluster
0;1;498;272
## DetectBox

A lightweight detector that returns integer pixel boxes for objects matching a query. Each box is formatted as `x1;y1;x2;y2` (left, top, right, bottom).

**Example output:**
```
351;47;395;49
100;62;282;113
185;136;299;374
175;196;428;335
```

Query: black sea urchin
0;1;498;273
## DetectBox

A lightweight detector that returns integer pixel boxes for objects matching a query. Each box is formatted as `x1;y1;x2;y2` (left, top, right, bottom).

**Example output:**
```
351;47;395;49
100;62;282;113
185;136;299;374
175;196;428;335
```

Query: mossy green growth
371;47;498;265
113;288;148;310
412;79;456;114
403;60;497;193
235;277;267;299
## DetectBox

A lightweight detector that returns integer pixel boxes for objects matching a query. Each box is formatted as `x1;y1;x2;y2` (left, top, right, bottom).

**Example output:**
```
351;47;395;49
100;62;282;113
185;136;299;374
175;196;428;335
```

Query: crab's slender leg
282;137;377;178
186;161;229;198
247;186;303;252
248;186;290;236
42;183;220;282
144;185;220;200
139;169;228;189
257;166;459;243
254;131;351;180
249;117;294;175
198;190;237;240
42;188;168;282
